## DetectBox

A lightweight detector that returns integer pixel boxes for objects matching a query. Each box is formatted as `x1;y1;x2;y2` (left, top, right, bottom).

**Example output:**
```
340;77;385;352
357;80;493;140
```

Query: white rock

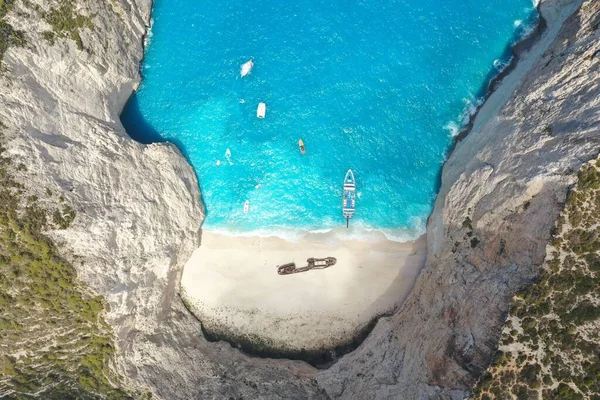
2;0;598;399
318;0;600;398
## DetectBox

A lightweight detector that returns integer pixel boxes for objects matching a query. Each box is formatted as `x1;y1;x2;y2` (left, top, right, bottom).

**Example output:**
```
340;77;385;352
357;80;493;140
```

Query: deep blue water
122;0;537;240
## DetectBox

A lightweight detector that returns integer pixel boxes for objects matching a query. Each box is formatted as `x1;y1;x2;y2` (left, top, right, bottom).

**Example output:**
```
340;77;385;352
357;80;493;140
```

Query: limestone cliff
0;0;323;398
1;0;598;398
472;158;600;399
317;0;600;398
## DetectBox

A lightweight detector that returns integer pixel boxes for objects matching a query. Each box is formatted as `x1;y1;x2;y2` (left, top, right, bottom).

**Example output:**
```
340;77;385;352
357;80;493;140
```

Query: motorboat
298;139;306;154
240;60;254;77
342;169;356;228
257;102;266;119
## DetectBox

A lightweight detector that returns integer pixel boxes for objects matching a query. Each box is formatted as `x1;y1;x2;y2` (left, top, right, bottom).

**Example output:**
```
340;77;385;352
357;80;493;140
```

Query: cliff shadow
120;93;165;145
120;92;211;219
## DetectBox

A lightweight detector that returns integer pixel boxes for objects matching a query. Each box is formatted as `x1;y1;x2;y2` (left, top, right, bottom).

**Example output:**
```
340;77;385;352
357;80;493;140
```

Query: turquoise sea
122;0;538;240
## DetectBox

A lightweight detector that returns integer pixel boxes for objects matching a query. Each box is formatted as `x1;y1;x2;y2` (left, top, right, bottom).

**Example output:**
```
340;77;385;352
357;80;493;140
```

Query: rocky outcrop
1;0;324;398
317;0;600;398
2;0;598;398
472;159;600;399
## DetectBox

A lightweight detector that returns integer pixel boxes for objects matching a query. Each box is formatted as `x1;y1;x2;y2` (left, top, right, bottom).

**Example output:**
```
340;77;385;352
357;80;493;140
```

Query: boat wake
224;148;233;165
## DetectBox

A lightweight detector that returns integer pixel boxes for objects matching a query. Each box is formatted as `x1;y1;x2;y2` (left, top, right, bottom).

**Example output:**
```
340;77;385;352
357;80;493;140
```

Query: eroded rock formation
317;0;599;398
1;0;598;398
1;0;323;398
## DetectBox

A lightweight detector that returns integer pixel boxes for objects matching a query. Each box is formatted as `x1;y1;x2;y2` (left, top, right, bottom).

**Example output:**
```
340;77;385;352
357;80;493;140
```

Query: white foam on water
463;96;484;123
443;94;484;139
516;20;537;41
205;216;426;245
512;5;540;43
144;18;155;47
444;121;460;138
442;5;538;142
207;227;308;242
493;59;506;70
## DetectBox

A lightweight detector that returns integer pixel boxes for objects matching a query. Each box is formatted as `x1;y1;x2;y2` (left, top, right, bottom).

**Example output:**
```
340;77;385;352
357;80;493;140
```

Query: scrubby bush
0;0;26;66
41;0;94;50
0;127;132;397
471;162;600;399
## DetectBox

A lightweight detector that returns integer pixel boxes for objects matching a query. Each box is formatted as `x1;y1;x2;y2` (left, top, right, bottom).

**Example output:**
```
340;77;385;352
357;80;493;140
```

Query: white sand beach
180;229;426;354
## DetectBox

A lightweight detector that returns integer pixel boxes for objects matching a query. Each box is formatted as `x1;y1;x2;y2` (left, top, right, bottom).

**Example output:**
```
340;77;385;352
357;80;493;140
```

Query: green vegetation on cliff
40;0;94;50
18;0;94;51
0;128;134;398
0;0;26;66
472;160;600;399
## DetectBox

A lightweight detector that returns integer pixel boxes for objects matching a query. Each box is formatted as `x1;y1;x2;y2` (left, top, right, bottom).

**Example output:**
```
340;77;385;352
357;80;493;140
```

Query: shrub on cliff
0;127;135;398
40;0;94;50
471;160;600;399
0;0;26;67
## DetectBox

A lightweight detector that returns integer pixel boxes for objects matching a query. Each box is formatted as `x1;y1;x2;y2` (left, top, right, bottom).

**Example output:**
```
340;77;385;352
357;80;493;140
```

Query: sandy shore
180;229;426;358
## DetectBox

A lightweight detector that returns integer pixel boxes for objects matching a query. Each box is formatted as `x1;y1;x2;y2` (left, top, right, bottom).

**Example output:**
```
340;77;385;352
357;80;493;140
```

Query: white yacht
240;60;254;77
343;169;356;228
257;102;266;119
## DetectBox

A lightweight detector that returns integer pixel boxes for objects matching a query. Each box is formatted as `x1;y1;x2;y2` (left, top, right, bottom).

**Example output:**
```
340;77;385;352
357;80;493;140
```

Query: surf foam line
205;221;425;244
443;5;539;141
444;3;543;148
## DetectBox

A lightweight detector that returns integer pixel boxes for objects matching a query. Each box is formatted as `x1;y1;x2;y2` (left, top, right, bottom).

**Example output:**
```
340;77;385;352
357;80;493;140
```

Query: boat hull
257;102;266;119
343;170;356;225
240;60;253;77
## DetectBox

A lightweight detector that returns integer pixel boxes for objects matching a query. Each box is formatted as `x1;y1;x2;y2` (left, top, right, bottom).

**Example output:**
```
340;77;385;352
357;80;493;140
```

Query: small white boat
257;102;266;119
240;60;254;77
244;200;250;213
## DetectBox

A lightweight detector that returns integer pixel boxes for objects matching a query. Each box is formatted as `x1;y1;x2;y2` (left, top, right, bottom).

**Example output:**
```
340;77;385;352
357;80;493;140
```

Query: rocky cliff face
0;0;324;399
472;158;600;399
317;0;600;398
1;0;598;398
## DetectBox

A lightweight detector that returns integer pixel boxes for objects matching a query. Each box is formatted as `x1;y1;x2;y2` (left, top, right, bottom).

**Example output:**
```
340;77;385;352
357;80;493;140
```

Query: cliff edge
318;0;599;398
0;0;598;398
0;0;323;398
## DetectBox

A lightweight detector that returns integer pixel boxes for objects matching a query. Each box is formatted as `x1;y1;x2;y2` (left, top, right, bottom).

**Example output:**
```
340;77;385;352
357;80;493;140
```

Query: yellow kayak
299;139;306;155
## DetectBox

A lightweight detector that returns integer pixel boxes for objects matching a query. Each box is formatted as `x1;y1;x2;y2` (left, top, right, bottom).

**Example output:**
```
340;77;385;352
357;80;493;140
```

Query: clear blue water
122;0;537;240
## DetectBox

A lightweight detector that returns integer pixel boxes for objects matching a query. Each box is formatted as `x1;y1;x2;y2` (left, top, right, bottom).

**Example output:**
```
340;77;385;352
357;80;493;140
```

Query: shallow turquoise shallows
122;0;538;240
